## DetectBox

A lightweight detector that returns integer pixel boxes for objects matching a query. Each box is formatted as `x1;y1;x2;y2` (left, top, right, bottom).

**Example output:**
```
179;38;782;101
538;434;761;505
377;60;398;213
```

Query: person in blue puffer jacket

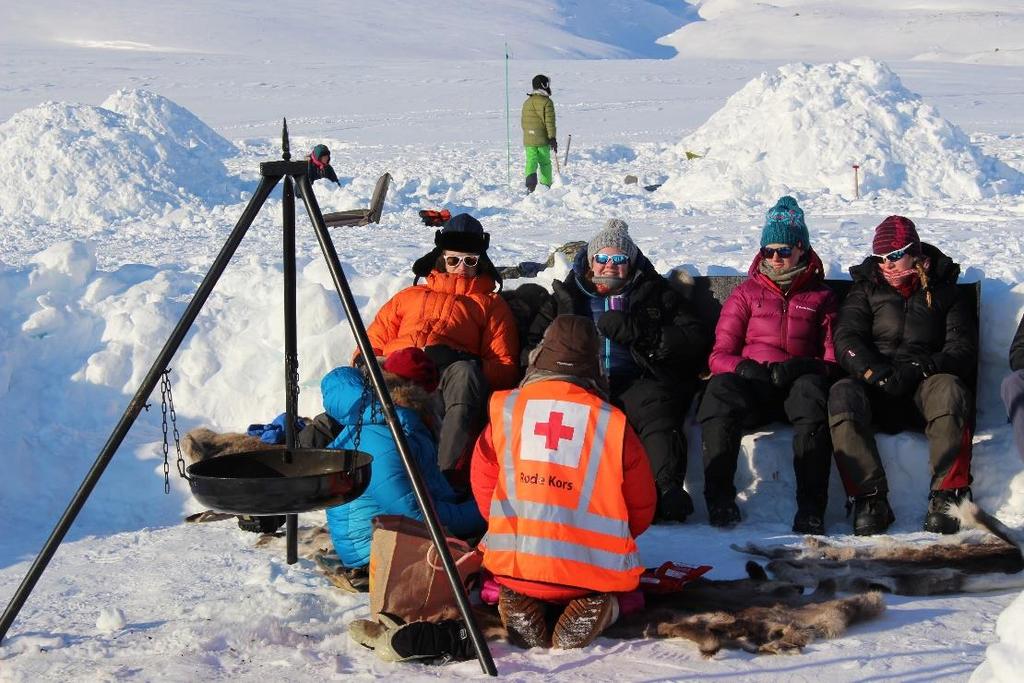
323;347;485;569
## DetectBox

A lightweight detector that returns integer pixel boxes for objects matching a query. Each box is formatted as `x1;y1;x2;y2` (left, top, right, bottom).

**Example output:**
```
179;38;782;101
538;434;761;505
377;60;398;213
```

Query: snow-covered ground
2;1;1024;681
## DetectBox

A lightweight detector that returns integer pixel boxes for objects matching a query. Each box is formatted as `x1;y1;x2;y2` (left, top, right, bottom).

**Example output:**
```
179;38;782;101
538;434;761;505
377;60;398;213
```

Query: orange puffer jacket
366;271;521;390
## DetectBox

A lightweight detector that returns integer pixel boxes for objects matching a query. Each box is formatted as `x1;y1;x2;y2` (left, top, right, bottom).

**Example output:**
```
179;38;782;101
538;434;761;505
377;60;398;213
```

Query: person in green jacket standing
521;74;557;193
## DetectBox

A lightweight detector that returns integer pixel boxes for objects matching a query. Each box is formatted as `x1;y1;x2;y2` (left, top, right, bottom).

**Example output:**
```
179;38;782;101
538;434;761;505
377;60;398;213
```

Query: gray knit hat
586;219;638;265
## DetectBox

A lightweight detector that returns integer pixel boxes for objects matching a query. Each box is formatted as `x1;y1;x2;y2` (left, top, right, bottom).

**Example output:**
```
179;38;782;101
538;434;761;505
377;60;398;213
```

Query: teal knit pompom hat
760;196;810;248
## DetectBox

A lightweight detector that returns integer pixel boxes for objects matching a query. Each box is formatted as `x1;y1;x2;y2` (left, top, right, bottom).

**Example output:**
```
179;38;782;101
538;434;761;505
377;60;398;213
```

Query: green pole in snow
505;43;511;187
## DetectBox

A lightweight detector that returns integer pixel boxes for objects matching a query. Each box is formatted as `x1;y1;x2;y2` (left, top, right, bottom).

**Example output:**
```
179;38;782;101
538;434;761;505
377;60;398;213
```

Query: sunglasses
592;253;630;265
444;255;479;267
872;243;915;262
761;246;794;259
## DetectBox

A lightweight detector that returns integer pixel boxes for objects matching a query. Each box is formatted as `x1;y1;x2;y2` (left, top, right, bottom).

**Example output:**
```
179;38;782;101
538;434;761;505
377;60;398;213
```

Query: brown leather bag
368;515;482;622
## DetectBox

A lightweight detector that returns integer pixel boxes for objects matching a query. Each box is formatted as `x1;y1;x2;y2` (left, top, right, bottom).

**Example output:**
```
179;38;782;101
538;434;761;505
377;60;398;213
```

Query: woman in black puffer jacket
828;216;977;536
526;219;711;524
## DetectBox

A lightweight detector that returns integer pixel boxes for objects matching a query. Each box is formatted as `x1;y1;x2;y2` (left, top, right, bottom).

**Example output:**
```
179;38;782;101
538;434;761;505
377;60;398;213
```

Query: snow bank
101;89;236;158
0;94;238;224
972;590;1024;682
658;59;1024;206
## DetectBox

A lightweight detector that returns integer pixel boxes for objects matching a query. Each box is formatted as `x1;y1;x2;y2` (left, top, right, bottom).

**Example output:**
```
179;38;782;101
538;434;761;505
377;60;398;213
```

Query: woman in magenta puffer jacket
698;197;838;534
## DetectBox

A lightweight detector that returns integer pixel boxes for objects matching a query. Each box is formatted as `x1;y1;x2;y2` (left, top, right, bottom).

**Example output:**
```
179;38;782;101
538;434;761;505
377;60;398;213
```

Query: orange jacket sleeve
470;423;499;521
621;422;656;538
364;289;406;358
479;296;521;390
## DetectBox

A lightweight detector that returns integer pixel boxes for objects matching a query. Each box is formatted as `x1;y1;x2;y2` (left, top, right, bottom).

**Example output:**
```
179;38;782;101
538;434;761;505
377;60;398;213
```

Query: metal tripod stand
0;121;498;676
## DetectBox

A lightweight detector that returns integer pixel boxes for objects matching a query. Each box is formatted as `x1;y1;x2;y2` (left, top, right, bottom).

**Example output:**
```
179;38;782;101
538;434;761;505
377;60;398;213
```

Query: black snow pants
827;374;973;497
611;376;695;495
435;360;490;473
697;372;832;515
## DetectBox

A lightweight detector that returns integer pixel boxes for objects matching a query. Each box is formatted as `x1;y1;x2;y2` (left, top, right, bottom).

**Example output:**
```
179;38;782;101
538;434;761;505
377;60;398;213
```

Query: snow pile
0;95;237;224
658;58;1024;206
972;590;1024;682
101;89;236;157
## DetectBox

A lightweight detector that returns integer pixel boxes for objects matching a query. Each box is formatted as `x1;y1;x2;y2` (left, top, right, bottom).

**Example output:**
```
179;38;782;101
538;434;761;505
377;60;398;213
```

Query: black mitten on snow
350;614;475;663
769;357;826;388
597;310;641;346
422;345;478;371
735;359;771;384
548;138;558;154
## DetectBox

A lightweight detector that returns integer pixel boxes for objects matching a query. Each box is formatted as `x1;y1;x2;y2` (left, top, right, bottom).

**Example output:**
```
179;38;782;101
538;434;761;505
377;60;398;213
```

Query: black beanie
532;74;550;93
434;213;489;254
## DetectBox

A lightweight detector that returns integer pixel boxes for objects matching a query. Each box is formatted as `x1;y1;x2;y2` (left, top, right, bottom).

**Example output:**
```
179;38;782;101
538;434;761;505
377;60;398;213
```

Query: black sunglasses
761;246;794;259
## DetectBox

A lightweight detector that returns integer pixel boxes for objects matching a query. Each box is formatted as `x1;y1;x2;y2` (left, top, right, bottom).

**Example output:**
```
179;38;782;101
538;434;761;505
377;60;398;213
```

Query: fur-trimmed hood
320;366;433;431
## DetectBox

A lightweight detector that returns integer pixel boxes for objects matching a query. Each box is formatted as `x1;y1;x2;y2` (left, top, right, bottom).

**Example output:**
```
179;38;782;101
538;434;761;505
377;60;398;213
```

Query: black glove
548;137;558;153
882;362;925;396
647;325;689;363
769;357;826;388
863;364;893;387
597;310;641;346
909;354;939;377
735;359;771;384
422;344;478;370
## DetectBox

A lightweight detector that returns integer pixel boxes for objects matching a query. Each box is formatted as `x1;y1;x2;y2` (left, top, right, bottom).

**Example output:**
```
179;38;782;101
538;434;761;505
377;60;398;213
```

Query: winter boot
707;499;741;528
923;487;972;534
525;173;538;194
552;593;619;649
236;515;286;534
792;508;826;535
852;494;895;536
350;613;475;663
655;486;694;524
498;586;550;649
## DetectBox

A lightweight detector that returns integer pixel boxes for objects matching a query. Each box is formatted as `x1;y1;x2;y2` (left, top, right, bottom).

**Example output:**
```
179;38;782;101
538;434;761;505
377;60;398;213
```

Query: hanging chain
160;369;186;494
351;373;372;454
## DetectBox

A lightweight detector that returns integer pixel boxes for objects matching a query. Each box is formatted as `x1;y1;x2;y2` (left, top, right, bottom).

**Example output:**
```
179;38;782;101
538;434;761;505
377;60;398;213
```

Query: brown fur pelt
252;524;334;559
181;427;282;464
735;503;1024;596
471;563;885;656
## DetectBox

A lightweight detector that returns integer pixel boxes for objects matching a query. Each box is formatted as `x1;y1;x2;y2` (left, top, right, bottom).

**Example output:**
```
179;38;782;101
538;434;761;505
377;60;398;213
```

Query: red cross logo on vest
521;399;589;468
534;411;575;450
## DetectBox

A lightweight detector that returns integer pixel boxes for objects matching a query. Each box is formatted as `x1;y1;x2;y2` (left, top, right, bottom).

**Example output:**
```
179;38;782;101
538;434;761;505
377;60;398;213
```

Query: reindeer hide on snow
735;502;1024;596
181;427;281;464
471;562;885;656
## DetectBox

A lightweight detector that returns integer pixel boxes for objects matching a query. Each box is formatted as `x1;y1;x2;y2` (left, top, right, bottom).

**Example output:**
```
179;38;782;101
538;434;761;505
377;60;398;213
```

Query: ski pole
553;140;561;175
563;134;571;169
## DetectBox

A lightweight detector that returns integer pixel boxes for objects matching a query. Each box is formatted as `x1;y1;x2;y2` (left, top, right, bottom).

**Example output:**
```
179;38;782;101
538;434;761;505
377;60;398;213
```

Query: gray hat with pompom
586;218;638;265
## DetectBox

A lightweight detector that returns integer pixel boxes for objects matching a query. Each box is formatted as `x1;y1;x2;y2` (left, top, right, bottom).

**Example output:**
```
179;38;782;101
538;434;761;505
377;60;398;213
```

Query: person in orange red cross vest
471;314;656;650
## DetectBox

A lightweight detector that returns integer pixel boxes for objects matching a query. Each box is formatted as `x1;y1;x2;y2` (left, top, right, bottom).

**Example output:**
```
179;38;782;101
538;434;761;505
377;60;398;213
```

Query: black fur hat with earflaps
411;213;502;288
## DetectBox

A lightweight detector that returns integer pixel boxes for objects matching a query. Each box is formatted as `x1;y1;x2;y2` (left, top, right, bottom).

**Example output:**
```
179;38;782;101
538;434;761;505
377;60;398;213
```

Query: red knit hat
872;215;921;256
383;347;439;393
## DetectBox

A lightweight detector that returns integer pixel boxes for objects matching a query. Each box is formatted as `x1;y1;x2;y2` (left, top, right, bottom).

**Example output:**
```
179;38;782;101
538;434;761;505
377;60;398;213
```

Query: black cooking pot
186;448;372;515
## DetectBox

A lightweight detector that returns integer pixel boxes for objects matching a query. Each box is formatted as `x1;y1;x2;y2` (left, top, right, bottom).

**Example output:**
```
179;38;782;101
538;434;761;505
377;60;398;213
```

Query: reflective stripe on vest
482;532;641;574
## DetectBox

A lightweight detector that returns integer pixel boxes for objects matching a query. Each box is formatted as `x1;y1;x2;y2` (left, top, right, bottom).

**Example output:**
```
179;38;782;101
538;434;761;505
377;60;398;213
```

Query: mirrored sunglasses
592;253;629;265
872;243;914;262
444;255;479;267
761;246;794;259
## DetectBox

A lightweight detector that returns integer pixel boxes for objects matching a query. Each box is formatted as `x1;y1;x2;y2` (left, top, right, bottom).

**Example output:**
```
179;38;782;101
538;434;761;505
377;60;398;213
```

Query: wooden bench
322;172;392;228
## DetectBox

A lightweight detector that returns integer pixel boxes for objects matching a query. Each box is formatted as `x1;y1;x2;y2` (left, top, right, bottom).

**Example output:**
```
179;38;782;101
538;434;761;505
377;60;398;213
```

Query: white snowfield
2;2;1024;681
